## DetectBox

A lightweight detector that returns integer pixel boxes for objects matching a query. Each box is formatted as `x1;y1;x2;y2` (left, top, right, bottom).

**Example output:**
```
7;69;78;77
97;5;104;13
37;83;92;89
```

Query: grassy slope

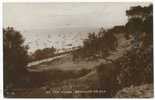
10;33;153;98
28;33;131;72
17;33;132;97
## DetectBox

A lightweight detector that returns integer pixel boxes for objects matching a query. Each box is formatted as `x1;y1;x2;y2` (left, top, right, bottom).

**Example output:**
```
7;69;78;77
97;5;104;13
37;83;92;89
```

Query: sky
3;2;151;52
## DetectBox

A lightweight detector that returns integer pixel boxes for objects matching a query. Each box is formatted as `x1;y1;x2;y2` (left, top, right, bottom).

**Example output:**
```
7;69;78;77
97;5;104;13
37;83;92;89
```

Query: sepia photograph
3;2;153;98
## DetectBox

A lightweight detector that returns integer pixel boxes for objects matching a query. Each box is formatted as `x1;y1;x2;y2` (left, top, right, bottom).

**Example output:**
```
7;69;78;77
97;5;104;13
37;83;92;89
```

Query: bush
116;48;153;87
31;47;56;61
96;62;120;97
3;27;29;89
72;28;118;61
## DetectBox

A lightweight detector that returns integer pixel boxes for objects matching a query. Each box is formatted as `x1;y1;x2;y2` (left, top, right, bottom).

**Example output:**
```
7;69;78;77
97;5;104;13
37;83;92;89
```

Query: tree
142;15;153;46
125;4;153;47
4;27;29;88
126;17;144;34
116;48;153;87
72;28;118;60
32;46;56;61
126;5;152;19
115;4;153;87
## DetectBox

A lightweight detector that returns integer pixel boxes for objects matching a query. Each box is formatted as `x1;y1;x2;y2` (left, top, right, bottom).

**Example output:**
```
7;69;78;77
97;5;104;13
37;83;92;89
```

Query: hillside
7;31;153;98
11;32;133;98
4;4;153;98
28;33;131;72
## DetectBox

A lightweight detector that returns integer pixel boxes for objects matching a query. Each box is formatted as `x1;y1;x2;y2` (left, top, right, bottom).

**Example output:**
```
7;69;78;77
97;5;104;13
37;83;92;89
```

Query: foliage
116;47;153;87
107;25;127;34
95;4;153;97
31;47;56;61
3;27;29;88
4;4;153;98
96;62;120;97
126;4;153;47
73;27;118;60
116;4;153;88
126;4;152;18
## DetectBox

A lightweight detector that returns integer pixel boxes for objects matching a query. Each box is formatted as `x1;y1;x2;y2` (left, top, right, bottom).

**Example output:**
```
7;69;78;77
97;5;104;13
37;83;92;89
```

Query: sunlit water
23;27;98;53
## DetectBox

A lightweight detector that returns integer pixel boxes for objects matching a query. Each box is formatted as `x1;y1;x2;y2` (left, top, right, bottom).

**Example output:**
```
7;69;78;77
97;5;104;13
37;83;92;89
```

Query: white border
0;0;154;100
0;0;3;99
2;0;154;2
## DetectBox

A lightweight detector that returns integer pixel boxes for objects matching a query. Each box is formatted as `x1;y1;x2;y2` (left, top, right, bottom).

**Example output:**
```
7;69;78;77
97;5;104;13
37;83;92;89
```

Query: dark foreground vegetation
4;4;153;98
72;27;118;61
30;47;56;61
95;4;153;97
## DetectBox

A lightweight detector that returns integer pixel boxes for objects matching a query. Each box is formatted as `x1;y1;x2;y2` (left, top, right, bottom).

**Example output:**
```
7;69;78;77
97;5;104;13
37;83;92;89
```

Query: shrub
72;28;118;61
3;27;29;89
96;62;120;97
116;48;153;87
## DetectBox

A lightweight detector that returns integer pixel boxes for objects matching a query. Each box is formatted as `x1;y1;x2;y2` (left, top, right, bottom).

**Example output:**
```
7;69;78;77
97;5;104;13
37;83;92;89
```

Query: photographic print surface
3;2;153;98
